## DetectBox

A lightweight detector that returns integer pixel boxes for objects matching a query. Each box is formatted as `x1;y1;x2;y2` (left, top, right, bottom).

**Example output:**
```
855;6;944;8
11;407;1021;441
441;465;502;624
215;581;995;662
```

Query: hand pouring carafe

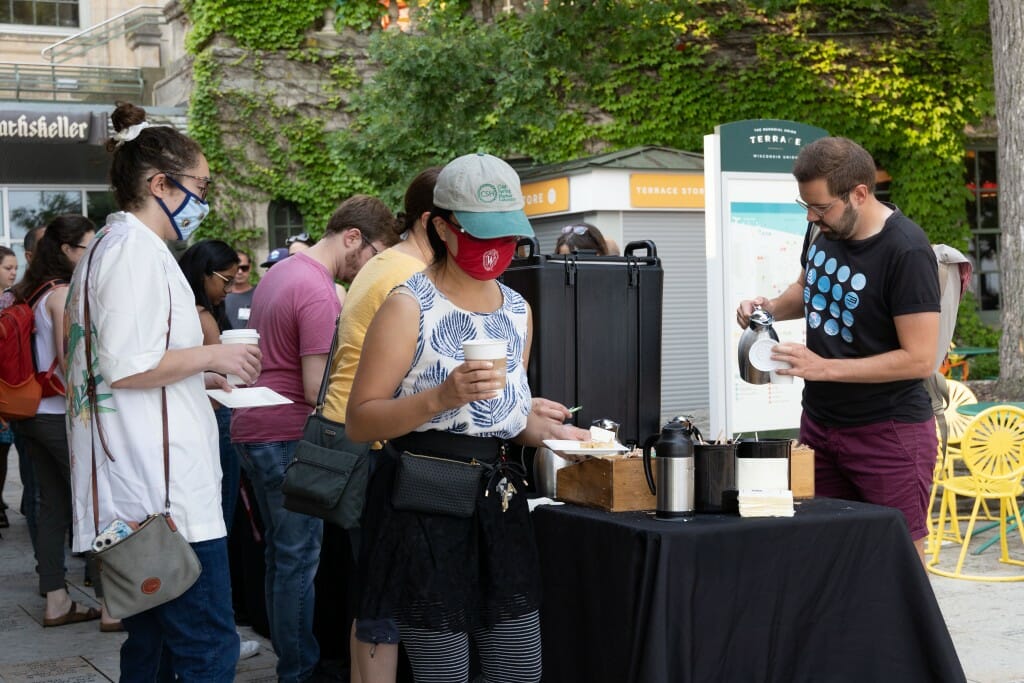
738;304;780;385
643;418;701;519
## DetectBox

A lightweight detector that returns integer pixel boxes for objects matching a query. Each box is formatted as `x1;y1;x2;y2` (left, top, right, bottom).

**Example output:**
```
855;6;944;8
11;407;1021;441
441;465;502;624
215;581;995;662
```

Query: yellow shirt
322;249;426;423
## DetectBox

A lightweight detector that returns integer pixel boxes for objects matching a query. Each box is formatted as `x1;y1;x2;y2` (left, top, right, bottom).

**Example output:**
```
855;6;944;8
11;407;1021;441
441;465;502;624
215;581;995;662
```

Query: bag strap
25;278;67;308
313;314;342;416
84;238;173;536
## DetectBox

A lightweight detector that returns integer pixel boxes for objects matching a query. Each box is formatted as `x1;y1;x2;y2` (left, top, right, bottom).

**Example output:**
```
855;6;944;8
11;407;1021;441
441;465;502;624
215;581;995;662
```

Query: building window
1;0;79;27
965;148;1000;312
268;200;305;251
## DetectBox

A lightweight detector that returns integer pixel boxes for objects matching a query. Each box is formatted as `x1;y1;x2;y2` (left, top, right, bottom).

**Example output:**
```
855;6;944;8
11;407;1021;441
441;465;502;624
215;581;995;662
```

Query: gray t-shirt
225;288;255;330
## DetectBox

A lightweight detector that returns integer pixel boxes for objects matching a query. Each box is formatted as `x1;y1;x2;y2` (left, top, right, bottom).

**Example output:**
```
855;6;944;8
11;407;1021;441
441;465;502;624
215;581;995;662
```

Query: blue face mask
156;175;210;241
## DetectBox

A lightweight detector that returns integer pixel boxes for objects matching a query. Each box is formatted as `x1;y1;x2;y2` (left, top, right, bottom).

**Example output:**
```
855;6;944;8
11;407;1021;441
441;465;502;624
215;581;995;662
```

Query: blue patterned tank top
394;271;531;439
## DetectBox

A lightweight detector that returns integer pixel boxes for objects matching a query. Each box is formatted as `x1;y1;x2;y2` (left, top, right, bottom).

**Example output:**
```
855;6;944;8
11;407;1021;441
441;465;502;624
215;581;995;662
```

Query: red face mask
445;226;518;280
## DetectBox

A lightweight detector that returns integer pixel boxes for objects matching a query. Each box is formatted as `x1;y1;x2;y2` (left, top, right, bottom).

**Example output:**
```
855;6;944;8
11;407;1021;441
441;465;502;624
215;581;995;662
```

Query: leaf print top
395;272;531;439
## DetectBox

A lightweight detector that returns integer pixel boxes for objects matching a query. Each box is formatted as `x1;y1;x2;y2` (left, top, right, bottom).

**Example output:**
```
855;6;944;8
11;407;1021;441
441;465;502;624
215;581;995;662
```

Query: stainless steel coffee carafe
738;304;780;385
642;417;700;519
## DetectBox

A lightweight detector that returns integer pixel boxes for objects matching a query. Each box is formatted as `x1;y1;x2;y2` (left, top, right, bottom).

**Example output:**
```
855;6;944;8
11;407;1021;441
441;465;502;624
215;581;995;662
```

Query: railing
40;4;166;64
0;62;144;102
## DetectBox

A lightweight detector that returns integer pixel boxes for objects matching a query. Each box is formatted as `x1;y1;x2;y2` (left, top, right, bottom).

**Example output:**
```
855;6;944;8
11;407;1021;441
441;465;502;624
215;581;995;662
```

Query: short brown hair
325;194;400;247
792;136;876;197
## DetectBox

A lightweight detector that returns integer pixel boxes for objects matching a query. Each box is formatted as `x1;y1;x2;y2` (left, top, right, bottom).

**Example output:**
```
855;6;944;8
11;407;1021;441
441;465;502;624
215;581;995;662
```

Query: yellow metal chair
926;380;978;552
928;405;1024;581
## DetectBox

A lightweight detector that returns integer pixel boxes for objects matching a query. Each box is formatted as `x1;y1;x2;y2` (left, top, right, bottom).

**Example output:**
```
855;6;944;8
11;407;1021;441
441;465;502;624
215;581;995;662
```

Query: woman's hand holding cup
219;329;262;385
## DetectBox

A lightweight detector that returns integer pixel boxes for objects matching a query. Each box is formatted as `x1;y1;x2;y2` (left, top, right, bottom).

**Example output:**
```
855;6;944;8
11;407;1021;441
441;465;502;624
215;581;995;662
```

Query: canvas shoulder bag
281;314;371;528
83;242;201;619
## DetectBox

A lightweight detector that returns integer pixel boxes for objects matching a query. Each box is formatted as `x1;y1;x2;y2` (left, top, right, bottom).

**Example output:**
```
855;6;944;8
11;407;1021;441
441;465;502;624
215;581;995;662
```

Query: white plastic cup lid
221;329;260;343
463;338;507;360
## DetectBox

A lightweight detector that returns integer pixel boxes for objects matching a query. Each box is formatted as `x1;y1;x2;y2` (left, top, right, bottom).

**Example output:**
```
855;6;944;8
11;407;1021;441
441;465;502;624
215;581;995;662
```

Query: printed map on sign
725;193;808;428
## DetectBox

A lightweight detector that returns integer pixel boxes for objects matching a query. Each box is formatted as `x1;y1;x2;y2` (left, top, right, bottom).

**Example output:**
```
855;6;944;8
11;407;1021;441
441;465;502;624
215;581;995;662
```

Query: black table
533;498;965;683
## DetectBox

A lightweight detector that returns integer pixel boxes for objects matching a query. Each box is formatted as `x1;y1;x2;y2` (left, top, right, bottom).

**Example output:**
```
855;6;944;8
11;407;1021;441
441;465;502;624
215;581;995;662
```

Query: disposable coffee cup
463;338;508;388
220;329;260;386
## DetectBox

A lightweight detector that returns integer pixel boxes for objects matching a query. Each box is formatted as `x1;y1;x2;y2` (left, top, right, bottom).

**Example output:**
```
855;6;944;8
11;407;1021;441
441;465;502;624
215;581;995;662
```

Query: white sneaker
239;639;261;661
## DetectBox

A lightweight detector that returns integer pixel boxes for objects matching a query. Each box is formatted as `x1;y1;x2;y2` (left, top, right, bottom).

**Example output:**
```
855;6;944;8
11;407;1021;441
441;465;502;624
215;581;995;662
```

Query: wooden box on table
556;455;656;512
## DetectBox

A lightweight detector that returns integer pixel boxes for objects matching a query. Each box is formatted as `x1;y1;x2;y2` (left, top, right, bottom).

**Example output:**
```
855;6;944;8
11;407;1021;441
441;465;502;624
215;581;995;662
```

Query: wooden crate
556;455;657;512
790;442;815;499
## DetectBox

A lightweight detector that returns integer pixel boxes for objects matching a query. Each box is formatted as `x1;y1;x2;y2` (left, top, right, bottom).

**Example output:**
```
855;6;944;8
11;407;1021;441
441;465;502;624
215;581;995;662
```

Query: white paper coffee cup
463;338;508;388
220;329;260;385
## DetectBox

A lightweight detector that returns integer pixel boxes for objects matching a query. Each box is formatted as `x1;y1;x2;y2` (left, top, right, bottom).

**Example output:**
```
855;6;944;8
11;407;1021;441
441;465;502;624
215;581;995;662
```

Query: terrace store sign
0;111;91;142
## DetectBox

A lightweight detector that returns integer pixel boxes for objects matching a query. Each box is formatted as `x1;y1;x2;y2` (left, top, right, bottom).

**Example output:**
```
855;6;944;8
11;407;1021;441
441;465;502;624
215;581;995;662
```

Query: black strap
313;314;342;416
84;236;172;535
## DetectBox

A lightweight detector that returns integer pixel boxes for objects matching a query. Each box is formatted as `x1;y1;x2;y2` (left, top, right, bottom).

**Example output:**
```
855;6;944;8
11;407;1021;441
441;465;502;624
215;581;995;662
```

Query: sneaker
239;639;260;661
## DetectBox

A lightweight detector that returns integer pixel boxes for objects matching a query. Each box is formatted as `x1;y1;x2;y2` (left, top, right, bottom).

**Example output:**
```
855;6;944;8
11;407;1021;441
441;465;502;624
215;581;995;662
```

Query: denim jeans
120;537;239;682
214;406;240;531
237;441;323;683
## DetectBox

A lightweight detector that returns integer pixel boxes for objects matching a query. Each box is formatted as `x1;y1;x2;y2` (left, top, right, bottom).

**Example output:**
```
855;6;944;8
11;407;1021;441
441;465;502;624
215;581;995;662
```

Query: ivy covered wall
185;0;993;254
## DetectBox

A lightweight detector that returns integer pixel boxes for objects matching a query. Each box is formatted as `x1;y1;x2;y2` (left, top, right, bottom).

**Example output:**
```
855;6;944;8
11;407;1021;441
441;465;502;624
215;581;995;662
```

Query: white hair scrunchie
113;121;150;146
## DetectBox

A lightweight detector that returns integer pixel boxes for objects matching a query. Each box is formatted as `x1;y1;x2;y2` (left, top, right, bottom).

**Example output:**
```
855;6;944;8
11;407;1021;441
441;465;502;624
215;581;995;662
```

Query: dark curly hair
12;215;95;302
177;239;239;332
106;101;204;211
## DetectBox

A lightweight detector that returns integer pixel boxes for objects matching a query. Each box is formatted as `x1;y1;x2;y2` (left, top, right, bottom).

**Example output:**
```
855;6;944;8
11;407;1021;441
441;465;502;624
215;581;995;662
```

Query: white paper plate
206;387;293;408
748;337;790;372
542;439;629;456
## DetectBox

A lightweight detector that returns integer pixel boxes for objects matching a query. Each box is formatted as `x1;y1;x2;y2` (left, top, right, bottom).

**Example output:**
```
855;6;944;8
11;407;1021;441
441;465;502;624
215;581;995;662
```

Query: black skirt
357;430;540;632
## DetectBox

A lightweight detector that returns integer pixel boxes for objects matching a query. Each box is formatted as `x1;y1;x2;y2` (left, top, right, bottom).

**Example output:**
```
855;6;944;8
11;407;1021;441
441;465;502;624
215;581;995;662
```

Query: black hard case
500;240;663;448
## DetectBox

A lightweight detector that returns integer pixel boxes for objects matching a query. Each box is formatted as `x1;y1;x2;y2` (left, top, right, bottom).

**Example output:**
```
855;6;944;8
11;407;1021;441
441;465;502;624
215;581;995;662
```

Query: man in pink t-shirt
231;195;398;683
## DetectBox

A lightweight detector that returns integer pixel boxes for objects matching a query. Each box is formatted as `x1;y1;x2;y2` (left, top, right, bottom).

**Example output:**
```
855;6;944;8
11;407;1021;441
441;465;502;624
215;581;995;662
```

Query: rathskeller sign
0;111;91;142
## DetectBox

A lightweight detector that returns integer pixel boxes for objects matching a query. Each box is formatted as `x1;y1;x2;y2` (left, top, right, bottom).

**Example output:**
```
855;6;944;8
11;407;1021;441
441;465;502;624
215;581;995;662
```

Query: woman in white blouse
65;101;261;680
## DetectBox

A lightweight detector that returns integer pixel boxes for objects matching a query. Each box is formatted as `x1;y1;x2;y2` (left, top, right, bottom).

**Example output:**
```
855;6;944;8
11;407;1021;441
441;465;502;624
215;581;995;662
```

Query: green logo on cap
477;183;498;203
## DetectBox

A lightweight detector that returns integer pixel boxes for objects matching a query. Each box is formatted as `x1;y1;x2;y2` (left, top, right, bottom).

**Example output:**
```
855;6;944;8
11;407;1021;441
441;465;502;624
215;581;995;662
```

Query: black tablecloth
533;498;965;683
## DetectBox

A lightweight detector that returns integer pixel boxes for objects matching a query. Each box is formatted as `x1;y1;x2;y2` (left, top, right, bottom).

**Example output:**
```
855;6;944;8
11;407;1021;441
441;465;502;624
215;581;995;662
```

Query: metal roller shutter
623;211;709;426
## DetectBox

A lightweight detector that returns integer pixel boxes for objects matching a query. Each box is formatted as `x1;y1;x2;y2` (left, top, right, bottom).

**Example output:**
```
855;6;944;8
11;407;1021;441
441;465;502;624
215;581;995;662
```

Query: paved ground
1;451;1023;682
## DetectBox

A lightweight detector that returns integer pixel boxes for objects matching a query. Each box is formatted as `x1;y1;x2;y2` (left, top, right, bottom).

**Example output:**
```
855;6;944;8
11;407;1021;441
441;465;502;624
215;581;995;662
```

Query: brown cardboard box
790;442;815;499
556;455;657;512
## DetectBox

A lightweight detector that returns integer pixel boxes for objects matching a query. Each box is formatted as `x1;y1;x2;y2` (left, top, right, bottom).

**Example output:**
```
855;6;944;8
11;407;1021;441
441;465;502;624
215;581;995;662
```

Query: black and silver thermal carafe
738;304;780;385
643;418;700;519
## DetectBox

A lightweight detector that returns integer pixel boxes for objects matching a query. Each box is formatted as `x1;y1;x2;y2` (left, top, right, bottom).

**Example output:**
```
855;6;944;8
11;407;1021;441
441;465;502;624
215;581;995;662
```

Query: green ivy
184;0;998;346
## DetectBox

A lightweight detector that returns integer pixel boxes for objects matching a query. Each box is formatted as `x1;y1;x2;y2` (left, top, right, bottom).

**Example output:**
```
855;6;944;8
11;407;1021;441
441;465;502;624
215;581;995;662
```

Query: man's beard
819;202;857;241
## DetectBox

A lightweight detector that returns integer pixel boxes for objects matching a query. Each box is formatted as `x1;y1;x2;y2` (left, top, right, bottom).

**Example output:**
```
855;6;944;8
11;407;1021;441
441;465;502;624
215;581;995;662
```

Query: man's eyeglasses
561;225;590;235
147;171;213;201
795;191;849;219
286;232;313;246
360;232;380;257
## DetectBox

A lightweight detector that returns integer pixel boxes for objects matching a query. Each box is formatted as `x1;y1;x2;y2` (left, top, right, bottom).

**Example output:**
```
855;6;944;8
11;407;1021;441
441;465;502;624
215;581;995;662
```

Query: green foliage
185;0;995;257
953;291;1001;378
184;0;333;51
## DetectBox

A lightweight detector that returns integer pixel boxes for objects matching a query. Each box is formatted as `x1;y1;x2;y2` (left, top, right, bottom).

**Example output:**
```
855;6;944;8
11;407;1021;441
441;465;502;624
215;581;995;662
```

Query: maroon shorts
800;412;937;541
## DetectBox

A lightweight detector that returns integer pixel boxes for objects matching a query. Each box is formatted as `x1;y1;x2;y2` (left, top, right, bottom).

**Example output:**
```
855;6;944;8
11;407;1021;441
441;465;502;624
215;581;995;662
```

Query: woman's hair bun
110;101;147;133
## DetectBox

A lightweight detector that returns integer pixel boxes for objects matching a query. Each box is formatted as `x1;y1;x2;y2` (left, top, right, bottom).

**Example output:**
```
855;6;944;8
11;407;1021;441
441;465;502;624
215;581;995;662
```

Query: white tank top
395;272;531;439
33;288;67;415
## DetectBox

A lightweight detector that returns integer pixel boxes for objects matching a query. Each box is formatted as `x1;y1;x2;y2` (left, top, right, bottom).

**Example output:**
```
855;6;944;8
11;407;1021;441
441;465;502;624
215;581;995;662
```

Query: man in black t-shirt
737;137;940;564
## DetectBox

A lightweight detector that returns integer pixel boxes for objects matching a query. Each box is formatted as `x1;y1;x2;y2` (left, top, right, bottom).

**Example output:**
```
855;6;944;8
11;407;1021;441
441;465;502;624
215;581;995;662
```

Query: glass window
268;200;305;251
2;0;78;27
965;148;1000;312
8;189;82;239
87;190;116;223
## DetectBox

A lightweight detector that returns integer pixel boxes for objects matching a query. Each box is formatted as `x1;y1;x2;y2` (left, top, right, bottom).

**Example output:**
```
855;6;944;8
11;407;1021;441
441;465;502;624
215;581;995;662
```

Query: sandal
100;620;125;633
43;601;101;627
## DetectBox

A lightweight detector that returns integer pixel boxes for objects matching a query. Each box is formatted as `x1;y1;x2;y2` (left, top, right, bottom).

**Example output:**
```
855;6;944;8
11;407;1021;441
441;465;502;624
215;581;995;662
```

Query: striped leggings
398;610;542;683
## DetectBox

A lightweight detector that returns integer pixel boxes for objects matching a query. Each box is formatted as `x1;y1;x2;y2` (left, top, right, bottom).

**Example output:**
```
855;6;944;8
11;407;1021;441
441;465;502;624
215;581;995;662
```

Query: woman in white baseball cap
347;153;586;682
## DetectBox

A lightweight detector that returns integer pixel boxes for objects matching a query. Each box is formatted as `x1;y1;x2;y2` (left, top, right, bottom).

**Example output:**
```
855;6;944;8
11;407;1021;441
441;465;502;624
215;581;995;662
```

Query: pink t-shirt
231;252;340;443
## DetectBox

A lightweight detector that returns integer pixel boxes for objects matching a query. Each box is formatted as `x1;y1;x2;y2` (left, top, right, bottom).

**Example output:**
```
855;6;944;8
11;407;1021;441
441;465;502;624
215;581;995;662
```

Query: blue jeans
237;441;323;683
214;406;240;531
120;537;239;682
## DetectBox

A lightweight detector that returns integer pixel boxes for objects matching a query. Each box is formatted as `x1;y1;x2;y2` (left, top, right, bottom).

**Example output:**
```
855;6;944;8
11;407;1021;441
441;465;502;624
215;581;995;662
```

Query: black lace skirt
356;430;540;632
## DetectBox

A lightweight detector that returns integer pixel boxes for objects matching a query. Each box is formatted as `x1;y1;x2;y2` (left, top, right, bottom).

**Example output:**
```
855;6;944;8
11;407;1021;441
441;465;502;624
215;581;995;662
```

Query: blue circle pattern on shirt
804;242;869;343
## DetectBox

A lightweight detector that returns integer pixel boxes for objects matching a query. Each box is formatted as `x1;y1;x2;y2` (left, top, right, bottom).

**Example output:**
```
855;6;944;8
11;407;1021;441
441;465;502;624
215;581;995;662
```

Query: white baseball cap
433;152;535;239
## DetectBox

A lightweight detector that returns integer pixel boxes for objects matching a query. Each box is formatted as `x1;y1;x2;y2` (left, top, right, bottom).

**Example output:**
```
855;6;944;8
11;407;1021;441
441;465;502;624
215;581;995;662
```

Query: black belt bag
391;451;489;518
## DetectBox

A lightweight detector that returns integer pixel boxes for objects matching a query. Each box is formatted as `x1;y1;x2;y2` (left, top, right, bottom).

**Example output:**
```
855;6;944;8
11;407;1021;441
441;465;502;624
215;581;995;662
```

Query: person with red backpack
0;245;19;529
8;216;109;627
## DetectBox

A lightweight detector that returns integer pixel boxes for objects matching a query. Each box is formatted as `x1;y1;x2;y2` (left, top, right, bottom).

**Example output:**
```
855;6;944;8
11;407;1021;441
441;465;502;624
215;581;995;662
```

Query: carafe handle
642;434;658;495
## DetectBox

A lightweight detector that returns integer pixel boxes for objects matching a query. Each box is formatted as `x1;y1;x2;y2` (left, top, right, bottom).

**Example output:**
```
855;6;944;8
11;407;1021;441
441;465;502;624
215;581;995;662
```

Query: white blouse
66;212;224;552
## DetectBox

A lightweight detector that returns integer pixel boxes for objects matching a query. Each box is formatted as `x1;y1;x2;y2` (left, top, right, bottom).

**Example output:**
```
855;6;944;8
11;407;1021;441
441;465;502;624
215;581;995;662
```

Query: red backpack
0;280;67;422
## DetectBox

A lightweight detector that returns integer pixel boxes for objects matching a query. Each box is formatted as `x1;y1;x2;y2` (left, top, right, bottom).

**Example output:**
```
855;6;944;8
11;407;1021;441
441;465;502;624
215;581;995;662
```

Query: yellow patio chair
927;380;977;551
928;405;1024;581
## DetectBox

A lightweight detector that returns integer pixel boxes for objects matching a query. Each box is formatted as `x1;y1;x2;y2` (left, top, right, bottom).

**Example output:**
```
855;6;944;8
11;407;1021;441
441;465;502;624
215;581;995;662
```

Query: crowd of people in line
0;101;629;683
